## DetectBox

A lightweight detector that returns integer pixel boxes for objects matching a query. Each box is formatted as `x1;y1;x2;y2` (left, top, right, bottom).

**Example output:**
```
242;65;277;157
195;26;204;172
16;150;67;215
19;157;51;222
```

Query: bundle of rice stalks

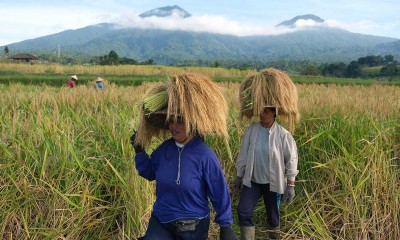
135;73;228;147
143;91;168;113
239;68;299;132
134;83;169;147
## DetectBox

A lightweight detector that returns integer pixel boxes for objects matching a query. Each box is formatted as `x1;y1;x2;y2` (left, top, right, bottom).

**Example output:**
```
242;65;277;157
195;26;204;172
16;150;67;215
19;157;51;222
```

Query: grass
1;63;400;87
0;70;166;86
291;74;400;86
0;81;399;239
3;70;400;87
0;63;253;86
288;114;399;239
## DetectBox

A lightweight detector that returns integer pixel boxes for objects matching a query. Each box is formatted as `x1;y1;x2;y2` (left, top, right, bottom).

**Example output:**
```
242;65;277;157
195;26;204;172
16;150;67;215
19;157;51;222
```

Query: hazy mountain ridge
11;23;117;52
3;6;400;64
139;5;192;18
276;14;324;28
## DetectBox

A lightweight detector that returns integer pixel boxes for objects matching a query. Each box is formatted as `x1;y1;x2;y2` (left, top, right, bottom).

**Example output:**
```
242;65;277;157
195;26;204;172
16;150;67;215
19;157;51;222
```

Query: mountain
276;14;324;28
12;23;116;52
139;5;191;18
3;7;400;65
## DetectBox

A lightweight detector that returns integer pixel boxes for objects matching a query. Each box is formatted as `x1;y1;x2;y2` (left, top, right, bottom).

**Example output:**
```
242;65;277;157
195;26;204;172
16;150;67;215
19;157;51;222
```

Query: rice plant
0;82;399;239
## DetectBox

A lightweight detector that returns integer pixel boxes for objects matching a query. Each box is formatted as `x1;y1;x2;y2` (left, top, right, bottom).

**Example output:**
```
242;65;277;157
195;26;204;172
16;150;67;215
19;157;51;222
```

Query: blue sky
1;0;400;46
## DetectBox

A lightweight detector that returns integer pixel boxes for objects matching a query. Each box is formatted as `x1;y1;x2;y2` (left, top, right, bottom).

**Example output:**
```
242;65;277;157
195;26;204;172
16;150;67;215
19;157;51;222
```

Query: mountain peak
276;14;324;28
139;5;192;18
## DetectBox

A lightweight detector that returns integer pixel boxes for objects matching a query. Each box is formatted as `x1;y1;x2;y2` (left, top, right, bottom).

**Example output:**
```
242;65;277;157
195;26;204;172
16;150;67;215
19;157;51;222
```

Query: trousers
237;182;281;227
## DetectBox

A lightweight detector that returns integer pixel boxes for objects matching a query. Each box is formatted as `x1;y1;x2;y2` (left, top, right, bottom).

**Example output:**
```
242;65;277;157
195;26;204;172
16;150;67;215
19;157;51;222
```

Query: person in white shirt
233;106;298;239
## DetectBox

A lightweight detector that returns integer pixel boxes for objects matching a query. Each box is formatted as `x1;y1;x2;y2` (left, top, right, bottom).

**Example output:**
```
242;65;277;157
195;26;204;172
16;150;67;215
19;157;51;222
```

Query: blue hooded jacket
135;135;233;226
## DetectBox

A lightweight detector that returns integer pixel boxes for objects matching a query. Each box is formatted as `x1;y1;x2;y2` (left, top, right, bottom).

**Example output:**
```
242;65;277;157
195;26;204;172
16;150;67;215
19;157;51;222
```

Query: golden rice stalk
135;73;228;147
167;72;228;138
239;68;299;132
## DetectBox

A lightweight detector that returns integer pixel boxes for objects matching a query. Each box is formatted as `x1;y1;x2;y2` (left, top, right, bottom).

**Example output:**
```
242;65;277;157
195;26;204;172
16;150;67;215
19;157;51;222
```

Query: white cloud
324;19;375;31
1;1;399;46
322;19;399;37
113;12;298;36
294;19;325;28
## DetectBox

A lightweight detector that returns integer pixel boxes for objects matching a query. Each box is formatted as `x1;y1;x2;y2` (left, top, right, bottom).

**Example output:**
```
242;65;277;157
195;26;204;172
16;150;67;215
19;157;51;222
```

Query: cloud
113;12;298;36
322;19;394;37
108;6;399;39
114;12;387;38
2;2;398;46
294;19;326;28
324;19;374;30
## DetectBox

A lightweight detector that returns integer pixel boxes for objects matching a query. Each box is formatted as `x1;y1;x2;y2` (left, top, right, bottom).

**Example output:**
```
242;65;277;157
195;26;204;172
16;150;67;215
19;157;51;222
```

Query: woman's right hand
220;225;237;240
232;176;243;190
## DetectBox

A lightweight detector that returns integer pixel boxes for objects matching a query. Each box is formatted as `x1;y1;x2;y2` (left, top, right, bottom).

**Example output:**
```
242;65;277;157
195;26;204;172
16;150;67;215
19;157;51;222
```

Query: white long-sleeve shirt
236;122;299;194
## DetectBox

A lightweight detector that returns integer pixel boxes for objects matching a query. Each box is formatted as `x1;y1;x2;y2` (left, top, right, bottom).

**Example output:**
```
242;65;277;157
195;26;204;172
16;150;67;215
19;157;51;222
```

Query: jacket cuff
219;223;231;228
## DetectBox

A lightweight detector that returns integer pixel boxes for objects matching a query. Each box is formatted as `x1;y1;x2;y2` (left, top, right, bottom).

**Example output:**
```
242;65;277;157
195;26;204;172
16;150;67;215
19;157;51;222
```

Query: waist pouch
173;219;200;232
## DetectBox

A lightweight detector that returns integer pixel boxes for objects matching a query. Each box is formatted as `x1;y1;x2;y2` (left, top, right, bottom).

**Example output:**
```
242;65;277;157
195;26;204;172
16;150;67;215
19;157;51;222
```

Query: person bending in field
67;75;78;88
94;77;105;90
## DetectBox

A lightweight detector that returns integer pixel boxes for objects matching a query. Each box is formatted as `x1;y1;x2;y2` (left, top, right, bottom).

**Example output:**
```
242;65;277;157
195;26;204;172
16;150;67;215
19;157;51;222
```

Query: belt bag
175;219;200;232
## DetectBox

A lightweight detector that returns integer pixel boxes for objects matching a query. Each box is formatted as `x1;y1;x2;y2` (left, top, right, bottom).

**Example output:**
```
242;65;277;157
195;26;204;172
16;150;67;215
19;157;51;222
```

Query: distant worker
67;75;78;88
95;77;105;89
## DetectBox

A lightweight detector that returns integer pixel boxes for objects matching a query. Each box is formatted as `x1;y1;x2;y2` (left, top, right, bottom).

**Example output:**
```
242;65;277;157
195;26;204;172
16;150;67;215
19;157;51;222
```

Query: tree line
2;46;399;80
89;50;154;66
302;55;399;79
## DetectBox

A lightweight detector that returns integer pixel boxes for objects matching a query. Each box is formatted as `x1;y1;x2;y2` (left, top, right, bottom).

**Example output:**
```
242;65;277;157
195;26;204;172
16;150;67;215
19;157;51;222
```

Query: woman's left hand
130;131;145;153
284;185;295;204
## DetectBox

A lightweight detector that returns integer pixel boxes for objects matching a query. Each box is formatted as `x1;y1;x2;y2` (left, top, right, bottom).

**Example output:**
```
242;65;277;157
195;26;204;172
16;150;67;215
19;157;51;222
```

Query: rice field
0;80;399;239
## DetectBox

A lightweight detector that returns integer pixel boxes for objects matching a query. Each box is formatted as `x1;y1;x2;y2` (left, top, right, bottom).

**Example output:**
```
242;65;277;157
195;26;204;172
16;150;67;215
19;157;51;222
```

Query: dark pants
140;213;210;240
237;182;281;227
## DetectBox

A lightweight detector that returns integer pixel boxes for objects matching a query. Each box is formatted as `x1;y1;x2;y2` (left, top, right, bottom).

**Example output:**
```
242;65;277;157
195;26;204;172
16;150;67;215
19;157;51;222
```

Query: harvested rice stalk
135;83;169;147
239;68;299;132
135;72;228;147
143;91;168;113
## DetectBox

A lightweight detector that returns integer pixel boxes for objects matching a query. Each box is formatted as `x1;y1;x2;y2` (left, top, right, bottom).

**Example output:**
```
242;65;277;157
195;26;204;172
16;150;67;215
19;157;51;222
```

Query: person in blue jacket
130;72;237;240
130;117;236;240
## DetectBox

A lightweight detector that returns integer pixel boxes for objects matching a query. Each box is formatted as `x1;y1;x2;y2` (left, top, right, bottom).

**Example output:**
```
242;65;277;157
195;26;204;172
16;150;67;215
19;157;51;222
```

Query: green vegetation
90;50;155;66
1;63;400;87
291;74;400;86
319;55;400;79
0;70;165;86
1;83;399;239
4;24;400;67
143;91;168;113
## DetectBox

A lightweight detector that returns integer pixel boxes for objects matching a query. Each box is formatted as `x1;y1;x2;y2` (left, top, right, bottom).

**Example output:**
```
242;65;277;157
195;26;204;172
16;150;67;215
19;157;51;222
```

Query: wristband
288;184;295;187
